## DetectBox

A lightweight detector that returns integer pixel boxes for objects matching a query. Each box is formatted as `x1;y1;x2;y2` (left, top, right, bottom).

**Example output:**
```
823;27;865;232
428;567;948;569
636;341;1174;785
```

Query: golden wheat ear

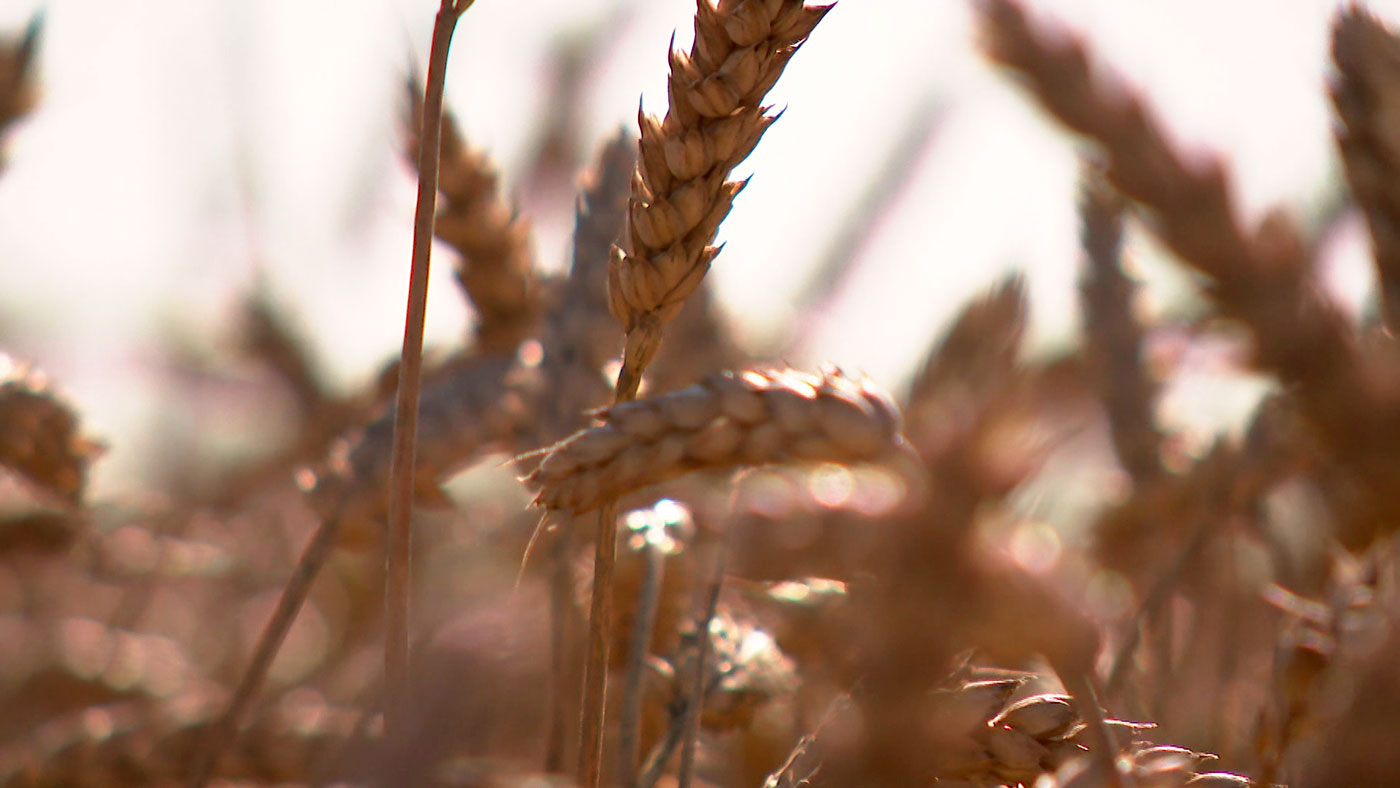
609;0;834;396
526;366;904;515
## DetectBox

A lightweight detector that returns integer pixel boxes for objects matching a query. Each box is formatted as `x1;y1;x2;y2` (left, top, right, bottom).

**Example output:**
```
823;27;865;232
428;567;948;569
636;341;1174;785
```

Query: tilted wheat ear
609;0;832;395
527;367;903;513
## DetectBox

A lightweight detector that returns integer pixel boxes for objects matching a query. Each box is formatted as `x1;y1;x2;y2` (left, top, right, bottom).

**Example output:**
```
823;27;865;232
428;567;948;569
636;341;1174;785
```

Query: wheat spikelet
554;132;636;370
407;84;538;354
525;367;902;514
1332;8;1400;330
778;662;1260;787
608;0;832;388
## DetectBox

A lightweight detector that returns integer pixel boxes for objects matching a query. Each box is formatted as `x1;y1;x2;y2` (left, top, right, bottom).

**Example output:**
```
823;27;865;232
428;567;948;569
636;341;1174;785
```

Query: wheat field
3;1;1400;786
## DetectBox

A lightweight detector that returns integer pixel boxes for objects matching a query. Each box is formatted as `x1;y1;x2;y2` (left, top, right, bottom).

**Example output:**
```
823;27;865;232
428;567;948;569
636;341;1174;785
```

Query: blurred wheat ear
0;14;39;146
405;78;539;355
1332;7;1400;332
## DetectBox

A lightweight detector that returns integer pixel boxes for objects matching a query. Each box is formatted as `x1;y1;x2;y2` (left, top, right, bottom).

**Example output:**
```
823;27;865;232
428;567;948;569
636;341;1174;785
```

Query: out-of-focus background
0;0;1385;493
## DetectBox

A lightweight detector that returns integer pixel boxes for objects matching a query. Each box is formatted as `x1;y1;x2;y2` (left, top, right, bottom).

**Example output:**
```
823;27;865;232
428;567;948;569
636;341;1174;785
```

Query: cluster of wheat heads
10;1;1400;786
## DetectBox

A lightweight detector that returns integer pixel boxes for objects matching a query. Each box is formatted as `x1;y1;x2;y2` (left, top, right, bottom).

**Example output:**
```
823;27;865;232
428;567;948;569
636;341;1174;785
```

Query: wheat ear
608;0;833;396
527;367;903;513
978;0;1400;548
1077;170;1162;485
0;15;39;144
979;0;1360;395
406;80;538;354
526;132;635;446
383;1;477;745
1331;8;1400;331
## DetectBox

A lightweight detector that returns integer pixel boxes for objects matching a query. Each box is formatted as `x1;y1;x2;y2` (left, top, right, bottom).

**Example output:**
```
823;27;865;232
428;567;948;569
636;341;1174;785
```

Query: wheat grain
608;0;832;391
525;367;903;514
580;5;835;778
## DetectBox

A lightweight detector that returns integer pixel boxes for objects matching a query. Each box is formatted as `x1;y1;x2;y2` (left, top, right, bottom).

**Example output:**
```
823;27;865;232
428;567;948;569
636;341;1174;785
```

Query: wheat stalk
382;0;476;751
526;367;903;514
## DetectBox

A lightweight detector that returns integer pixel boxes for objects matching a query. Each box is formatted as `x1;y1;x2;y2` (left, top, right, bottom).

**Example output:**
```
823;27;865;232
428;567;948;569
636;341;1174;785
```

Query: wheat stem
579;499;621;787
619;534;667;788
385;0;473;742
677;541;726;788
185;509;345;788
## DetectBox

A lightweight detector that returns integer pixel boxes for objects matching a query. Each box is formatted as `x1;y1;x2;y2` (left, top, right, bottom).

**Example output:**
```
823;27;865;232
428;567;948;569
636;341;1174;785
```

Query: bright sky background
0;0;1393;492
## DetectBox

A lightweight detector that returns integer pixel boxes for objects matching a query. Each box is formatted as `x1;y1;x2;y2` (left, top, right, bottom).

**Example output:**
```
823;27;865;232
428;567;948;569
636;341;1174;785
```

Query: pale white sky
0;0;1389;491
